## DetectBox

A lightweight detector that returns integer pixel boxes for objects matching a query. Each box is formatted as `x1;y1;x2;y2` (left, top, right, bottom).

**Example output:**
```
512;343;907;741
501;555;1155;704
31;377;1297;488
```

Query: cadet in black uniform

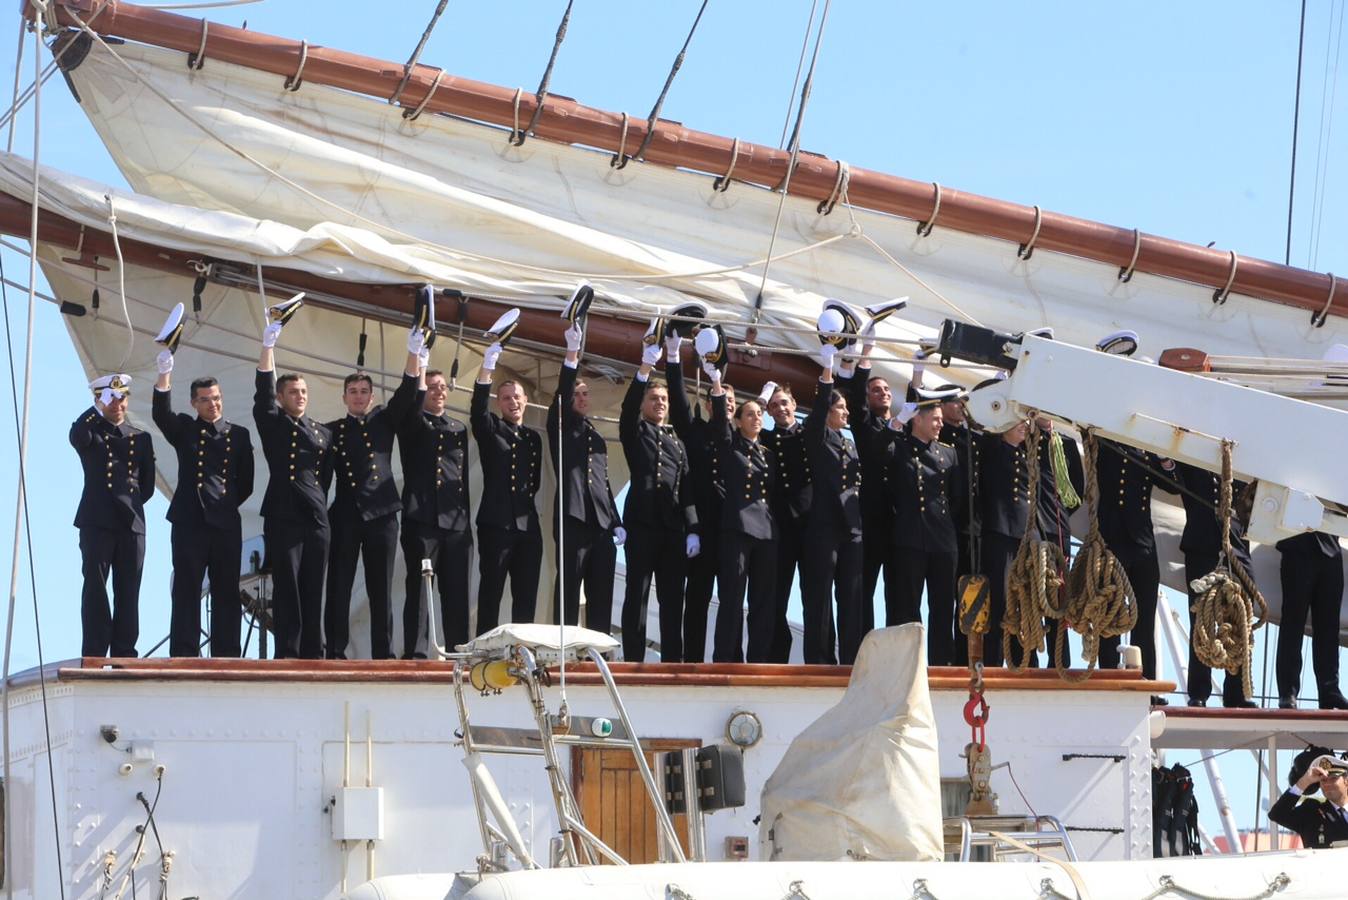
848;358;897;627
471;340;544;634
71;374;156;658
800;344;864;665
760;382;810;662
706;364;778;662
978;420;1031;668
1269;755;1348;848
1276;530;1348;709
884;394;963;663
620;339;699;662
397;348;473;657
254;321;332;659
664;332;730;663
153;353;255;657
938;388;982;666
548;322;622;631
1033;416;1083;668
1176;461;1256;707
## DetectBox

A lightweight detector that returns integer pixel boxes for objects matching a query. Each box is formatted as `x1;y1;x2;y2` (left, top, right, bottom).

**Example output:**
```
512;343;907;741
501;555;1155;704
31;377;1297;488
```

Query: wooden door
572;739;698;864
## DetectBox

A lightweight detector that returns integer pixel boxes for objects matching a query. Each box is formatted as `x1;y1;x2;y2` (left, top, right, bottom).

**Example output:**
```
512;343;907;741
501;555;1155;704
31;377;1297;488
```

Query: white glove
664;334;683;363
99;388;119;407
818;343;837;369
155;349;174;375
481;342;503;373
894;402;919;426
408;327;426;356
613;526;627;546
685;533;701;558
262;321;283;349
564;324;583;353
913;337;937;361
417;347;431;371
641;342;662;368
757;380;778;406
702;361;721;382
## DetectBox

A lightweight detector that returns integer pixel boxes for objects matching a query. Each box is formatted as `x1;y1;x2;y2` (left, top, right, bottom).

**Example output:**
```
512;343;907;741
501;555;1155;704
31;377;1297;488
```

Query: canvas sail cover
758;624;943;862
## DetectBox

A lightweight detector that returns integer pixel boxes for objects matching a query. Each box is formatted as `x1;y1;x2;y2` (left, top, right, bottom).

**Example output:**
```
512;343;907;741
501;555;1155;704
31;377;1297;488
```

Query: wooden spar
26;0;1345;323
0;191;825;387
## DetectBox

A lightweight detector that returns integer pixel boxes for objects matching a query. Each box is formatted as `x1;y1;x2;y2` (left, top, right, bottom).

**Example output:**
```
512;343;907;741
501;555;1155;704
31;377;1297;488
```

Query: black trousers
713;531;777;663
1277;550;1343;699
682;519;720;663
801;530;862;665
79;525;144;658
325;510;398;660
265;517;329;659
860;508;891;634
770;517;805;663
1185;551;1248;705
400;519;472;658
553;517;616;633
889;547;957;665
982;532;1017;668
1098;542;1160;678
952;532;977;666
476;523;543;635
622;523;687;662
170;520;242;658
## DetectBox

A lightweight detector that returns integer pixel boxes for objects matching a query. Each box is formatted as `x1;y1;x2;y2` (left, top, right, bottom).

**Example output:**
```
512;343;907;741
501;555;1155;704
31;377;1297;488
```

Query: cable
627;0;709;165
513;0;572;146
389;0;450;108
776;0;818;149
1307;0;1345;269
1285;0;1307;267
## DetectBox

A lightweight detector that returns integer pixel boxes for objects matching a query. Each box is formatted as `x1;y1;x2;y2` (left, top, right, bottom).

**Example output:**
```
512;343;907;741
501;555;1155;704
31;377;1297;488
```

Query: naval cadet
71;374;156;658
620;338;699;662
978;419;1031;668
938;386;982;665
884;390;964;664
706;363;778;662
254;310;333;659
396;347;473;657
471;336;544;634
759;382;811;663
1269;754;1348;848
800;342;864;665
663;330;730;663
324;364;417;660
1034;416;1083;668
849;354;897;629
1276;530;1348;709
152;352;254;657
548;322;622;632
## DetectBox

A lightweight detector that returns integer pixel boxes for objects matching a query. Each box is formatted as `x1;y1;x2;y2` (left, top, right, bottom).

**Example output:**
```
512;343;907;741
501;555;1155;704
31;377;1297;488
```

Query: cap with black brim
561;283;595;330
694;324;727;375
484;308;520;348
267;292;306;326
155;302;186;355
667;302;709;340
865;297;908;324
1095;329;1139;357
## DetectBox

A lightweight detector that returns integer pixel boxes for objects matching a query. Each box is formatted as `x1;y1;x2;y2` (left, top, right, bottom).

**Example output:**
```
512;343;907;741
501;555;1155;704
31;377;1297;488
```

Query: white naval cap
1096;329;1139;356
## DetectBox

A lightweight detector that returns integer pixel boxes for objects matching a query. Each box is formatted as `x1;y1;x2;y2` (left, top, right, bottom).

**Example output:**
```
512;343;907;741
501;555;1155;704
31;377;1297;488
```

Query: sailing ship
1;1;1347;897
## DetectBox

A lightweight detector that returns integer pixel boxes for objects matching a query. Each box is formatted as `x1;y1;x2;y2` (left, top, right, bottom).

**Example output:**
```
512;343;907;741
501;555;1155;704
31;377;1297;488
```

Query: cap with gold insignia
817;306;854;348
822;299;862;349
560;283;595;329
155;302;186;354
913;385;965;409
666;301;709;340
865;297;908;324
642;314;665;347
1096;329;1139;357
1316;754;1348;777
694;323;727;374
484;308;520;349
413;284;438;348
90;373;132;406
267;292;306;326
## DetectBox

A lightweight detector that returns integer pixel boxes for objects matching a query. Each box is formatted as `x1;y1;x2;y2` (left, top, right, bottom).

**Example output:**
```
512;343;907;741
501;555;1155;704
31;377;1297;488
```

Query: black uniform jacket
885;428;961;554
845;367;893;524
710;392;776;541
618;376;697;533
1034;429;1083;545
979;432;1031;540
394;373;471;533
547;363;619;531
760;417;812;524
152;389;254;530
326;393;414;522
471;380;542;531
803;379;862;536
1276;530;1343;558
665;359;725;529
1096;439;1174;551
253;370;332;526
1268;790;1348;848
1176;462;1252;568
941;421;982;538
70;406;156;534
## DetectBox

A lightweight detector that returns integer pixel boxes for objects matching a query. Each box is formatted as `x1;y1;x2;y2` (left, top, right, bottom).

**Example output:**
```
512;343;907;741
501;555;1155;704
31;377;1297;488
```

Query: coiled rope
1002;424;1067;671
1057;430;1137;680
1188;441;1268;699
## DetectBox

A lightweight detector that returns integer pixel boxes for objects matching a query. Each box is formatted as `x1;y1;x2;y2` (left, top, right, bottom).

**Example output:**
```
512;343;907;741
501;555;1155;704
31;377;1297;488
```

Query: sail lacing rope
1057;430;1136;680
1188;441;1267;701
389;0;451;107
512;0;572;146
1002;424;1067;672
614;0;709;168
1138;872;1290;900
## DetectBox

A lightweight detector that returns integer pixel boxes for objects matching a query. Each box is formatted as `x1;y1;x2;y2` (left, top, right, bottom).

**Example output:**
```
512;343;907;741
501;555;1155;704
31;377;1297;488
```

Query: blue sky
0;0;1343;843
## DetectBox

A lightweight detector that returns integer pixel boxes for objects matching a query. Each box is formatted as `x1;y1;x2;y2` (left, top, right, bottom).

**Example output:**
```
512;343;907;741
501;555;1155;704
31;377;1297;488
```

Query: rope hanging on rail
1311;272;1338;328
917;182;942;237
1212;250;1238;305
1002;424;1068;672
1017;205;1042;260
1118;228;1142;283
1188;441;1267;700
284;40;307;92
816;159;849;215
513;0;573;147
712;136;740;191
1057;430;1137;681
402;69;444;121
186;19;207;70
616;0;710;168
389;0;450;107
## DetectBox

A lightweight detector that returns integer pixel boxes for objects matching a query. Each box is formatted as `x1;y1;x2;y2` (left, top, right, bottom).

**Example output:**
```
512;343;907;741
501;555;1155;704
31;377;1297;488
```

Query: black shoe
1319;691;1348;711
1151;695;1170;707
1187;698;1207;707
1278;696;1297;710
1222;698;1258;709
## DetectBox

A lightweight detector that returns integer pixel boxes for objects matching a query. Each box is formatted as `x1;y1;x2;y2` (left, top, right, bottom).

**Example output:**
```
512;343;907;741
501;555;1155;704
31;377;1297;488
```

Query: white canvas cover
758;624;943;862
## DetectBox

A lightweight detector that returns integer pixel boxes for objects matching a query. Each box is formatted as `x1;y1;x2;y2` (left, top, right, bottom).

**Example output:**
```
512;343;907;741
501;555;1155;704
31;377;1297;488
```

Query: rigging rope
1307;0;1345;269
104;195;136;369
1188;441;1268;701
389;0;451;107
1057;430;1137;681
1285;0;1308;267
513;0;572;146
777;0;818;148
1001;424;1067;672
623;0;709;166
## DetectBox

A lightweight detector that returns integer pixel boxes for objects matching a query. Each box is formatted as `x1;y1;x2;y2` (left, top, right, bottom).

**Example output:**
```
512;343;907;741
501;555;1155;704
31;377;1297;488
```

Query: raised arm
253;368;277;423
151;382;182;447
619;375;645;448
663;334;693;439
